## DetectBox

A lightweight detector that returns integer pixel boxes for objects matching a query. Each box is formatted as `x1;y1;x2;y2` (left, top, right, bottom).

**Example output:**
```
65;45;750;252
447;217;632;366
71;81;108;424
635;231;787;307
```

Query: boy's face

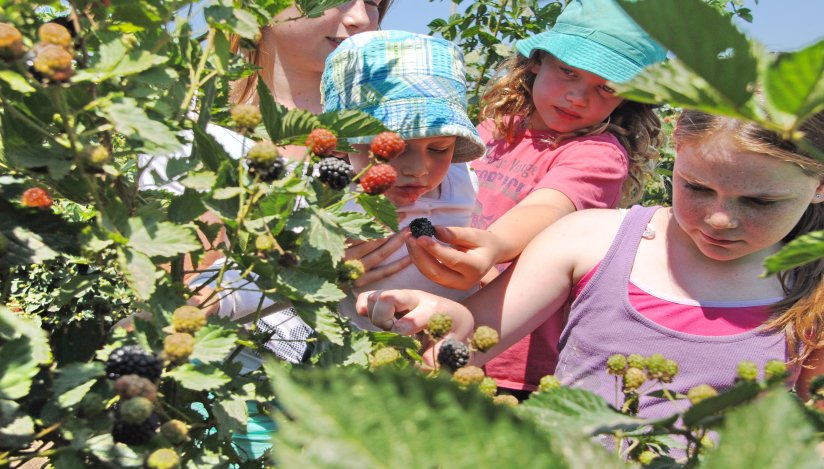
351;136;457;206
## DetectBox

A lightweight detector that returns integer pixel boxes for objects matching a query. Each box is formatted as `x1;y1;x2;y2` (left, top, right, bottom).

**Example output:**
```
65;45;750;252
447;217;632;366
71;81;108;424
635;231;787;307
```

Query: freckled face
672;137;824;262
351;136;456;206
528;53;624;133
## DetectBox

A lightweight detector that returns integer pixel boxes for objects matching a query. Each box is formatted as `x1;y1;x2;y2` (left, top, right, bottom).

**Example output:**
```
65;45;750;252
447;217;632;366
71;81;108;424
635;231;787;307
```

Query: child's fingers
406;236;468;287
355;289;420;331
352;255;413;288
433;225;485;248
350;227;410;271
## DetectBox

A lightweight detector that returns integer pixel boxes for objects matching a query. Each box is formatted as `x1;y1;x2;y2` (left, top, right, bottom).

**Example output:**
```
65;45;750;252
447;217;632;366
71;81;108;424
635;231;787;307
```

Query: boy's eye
428;147;450;155
559;67;575;76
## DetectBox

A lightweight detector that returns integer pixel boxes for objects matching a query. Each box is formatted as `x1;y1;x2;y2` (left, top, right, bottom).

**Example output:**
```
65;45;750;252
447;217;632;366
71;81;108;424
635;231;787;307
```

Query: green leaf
167;363;231;391
0;337;39;400
0;70;35;93
302;208;346;261
317;110;390;150
701;391;821;469
762;230;824;276
74;38;161;82
0;306;50;364
99;97;181;155
118;247;157;300
0;415;34;449
191;325;239;363
56;273;101;308
213;187;246;200
86;434;143;468
168;188;208;224
356;194;400;232
257;81;287;144
274;109;322;146
0;200;80;270
617;0;757;107
316;332;372;366
291;301;344;345
682;380;763;427
364;332;420;351
180;171;217;190
762;39;824;133
296;0;353;17
205;5;261;40
126;219;202;258
192;125;232;173
212;30;231;76
5;144;74;179
270;365;624;469
278;269;345;303
53;362;105;397
213;394;248;440
57;380;97;408
336;211;392;241
519;386;652;435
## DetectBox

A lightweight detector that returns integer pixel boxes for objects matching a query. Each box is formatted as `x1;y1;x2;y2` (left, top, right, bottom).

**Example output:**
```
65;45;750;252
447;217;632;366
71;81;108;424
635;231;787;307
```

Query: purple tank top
555;205;790;420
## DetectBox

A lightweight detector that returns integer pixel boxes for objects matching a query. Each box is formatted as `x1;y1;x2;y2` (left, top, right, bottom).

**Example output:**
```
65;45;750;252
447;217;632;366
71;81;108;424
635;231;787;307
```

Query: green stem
659;382;685;413
176;28;217;123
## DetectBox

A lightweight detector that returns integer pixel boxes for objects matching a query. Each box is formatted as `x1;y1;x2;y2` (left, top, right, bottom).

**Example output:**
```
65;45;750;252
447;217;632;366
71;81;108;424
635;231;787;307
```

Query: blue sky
381;0;824;52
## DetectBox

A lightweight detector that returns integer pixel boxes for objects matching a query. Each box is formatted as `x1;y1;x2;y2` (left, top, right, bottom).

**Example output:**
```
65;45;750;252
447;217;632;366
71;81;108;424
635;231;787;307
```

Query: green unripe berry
120;396;153;424
764;360;787;379
623;367;646;391
660;359;679;383
645;353;667;379
638;450;658;466
230;104;262;134
479;376;497;397
701;435;715;451
161;420;189;445
453;366;485;386
337;259;365;285
426;312;453;339
737;360;758;381
146;448;180;469
255;235;273;252
538;375;562;392
79;392;106;416
687;384;718;405
471;326;499;353
371;347;399;367
172;306;207;334
627;354;646;369
492;395;519;407
247;141;279;164
164;333;195;363
607;354;627;375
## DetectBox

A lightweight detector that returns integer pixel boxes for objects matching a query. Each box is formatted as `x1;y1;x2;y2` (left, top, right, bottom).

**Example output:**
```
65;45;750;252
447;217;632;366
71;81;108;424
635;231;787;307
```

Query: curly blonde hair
481;52;665;206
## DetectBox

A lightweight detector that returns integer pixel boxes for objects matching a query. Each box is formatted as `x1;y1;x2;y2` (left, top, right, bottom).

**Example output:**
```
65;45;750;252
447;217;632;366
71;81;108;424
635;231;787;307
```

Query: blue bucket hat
321;31;486;163
515;0;668;84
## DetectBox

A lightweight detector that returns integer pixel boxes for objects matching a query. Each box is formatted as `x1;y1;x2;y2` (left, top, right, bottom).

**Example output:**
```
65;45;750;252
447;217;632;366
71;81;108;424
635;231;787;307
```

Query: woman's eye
747;198;777;207
684;183;709;192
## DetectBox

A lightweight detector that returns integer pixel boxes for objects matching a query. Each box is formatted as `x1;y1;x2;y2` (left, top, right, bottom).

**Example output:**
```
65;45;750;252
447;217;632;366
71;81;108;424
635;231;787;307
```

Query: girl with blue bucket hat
401;0;668;398
320;30;487;331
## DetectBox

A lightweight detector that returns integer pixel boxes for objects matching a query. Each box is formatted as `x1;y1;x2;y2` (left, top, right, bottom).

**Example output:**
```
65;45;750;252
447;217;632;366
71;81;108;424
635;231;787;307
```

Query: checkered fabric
322;30;485;163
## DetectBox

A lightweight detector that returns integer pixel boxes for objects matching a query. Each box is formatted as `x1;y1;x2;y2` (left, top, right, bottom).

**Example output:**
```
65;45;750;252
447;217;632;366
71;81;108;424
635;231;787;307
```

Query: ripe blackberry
607;354;628;375
112;412;159;446
437;338;469;372
317;157;352;190
538;375;561;392
21;187;53;209
479;376;497;397
306;128;337;156
337;259;365;285
360;164;397;195
247;142;286;183
105;345;163;381
0;23;24;61
409;217;435;238
278;251;299;268
492;395;519;407
146;449;180;469
370;132;406;161
426;312;452;339
39;22;73;50
471;326;499;353
736;360;758;381
764;360;787;379
453;365;485;386
32;45;74;82
371;347;400;367
623;367;646;391
160;420;189;445
172;306;207;334
164;333;194;363
687;384;717;404
230;104;261;134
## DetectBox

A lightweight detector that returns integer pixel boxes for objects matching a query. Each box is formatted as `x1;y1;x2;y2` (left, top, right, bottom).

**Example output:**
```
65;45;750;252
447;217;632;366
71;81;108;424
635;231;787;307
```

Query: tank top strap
575;205;660;305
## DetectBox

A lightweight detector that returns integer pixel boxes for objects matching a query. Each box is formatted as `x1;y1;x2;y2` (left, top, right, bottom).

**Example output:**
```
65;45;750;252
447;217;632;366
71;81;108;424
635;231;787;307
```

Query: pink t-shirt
475;118;629;391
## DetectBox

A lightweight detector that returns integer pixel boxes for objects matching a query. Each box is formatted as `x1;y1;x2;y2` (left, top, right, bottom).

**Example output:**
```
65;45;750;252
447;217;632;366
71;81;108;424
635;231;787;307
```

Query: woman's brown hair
229;0;394;105
674;109;824;363
481;51;665;206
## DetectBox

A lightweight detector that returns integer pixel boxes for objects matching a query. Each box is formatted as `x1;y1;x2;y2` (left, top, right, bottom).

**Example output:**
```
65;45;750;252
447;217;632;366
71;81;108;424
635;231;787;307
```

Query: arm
796;347;824;402
406;188;575;290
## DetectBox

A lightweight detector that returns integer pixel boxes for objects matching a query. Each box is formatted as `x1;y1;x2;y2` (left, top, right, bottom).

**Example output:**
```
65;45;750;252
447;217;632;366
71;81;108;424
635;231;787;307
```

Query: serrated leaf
126;219;202;258
317;332;372;367
275;109;322;145
0;306;50;364
191;325;239;363
168;188;208;224
277;269;346;303
701;391;821;469
52;452;87;469
0;200;80;270
57;380;97;408
99;97;180;155
180;171;217;190
617;0;756;107
0;70;35;93
74;38;161;82
6;145;74;179
291;301;343;345
257;81;286;144
86;434;142;468
763;40;824;129
296;0;353;17
167;363;231;391
356;194;399;232
204;5;261;40
56;273;101;307
213;395;248;440
212;187;245;200
0;415;34;449
118;247;157;300
336;211;391;241
53;362;105;397
682;380;763;427
763;230;824;276
270;365;624;469
302;208;346;261
193;125;233;173
364;332;420;351
0;337;39;400
317;110;390;150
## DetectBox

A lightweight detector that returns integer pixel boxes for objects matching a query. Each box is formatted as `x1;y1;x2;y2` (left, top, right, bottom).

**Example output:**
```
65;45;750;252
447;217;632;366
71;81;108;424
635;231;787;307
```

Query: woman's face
268;1;381;74
351;136;457;206
672;136;824;262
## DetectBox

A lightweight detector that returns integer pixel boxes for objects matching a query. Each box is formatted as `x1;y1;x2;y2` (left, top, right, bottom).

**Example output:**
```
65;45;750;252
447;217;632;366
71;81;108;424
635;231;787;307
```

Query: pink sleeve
533;137;629;210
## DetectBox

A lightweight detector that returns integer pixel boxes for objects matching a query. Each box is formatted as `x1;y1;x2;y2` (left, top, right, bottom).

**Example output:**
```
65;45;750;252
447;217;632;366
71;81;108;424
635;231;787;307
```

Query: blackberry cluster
623;367;646;391
764;360;787;379
247;156;286;183
317;158;352;190
161;420;189;445
437;338;469;372
607;354;628;375
105;345;163;381
409;218;435;238
112;412;160;446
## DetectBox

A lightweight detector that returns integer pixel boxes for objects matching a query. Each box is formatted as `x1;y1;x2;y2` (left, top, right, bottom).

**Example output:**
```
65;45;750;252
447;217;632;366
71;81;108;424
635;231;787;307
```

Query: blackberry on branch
471;326;499;353
370;132;406;161
426;312;452;339
306;128;337;156
764;360;787;379
453;366;485;386
479;376;497;396
172;306;207;334
105;345;163;381
409;218;435;238
112;412;159;446
437;338;469;372
317;157;352;191
492;395;519;407
120;397;153;424
737;360;758;381
247;142;286;183
161;420;189;445
607;354;628;375
538;375;561;392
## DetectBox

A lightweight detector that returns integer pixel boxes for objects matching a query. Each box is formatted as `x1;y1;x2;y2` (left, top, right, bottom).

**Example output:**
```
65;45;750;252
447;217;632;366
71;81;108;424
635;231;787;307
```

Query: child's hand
345;227;413;288
405;226;502;290
355;289;474;338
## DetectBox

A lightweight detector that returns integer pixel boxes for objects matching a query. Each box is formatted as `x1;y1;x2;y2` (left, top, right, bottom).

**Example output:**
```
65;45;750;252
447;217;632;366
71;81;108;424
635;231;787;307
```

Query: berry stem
659;382;685;413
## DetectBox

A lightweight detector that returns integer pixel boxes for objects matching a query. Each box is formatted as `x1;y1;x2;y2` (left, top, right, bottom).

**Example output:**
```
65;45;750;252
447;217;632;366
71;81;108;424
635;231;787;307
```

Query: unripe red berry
21;187;53;208
0;23;24;61
360;164;397;195
33;45;74;82
306;128;337;156
370;132;406;161
39;22;73;50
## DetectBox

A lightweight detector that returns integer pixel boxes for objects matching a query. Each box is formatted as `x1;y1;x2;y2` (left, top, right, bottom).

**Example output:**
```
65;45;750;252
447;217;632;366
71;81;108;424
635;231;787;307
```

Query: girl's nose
704;210;739;230
565;85;589;106
340;1;372;31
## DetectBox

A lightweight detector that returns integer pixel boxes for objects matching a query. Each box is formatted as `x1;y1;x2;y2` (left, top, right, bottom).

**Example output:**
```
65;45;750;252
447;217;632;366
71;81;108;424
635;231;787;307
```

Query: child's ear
530;59;542;75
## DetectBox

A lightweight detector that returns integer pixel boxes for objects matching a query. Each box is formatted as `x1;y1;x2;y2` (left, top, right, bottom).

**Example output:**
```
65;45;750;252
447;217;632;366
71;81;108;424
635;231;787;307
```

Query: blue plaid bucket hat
322;31;486;163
